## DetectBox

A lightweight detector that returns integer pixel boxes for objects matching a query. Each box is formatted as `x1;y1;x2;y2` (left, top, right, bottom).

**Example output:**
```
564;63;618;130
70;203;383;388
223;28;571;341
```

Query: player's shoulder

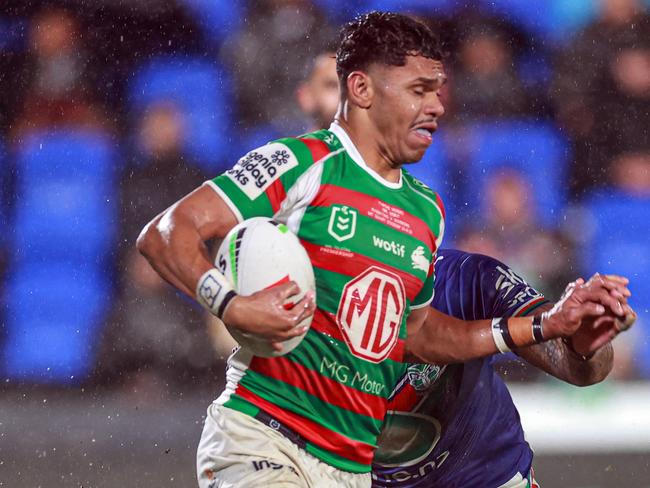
436;249;493;277
268;129;342;165
449;250;514;281
401;169;446;219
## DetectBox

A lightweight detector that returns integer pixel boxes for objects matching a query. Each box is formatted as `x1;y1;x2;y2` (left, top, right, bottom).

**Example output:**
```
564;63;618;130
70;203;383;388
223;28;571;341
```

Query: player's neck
335;112;402;184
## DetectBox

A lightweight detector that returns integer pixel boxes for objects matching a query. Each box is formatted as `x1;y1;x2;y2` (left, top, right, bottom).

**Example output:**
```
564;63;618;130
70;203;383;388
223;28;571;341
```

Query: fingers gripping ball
216;217;316;357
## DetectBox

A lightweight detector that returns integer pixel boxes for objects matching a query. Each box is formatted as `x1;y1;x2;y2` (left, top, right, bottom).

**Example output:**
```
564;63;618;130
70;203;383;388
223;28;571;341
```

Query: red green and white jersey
205;122;445;473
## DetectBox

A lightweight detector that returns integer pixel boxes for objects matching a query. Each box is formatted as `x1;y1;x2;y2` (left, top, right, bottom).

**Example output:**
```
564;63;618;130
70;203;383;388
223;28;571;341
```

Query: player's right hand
221;281;316;345
541;273;631;340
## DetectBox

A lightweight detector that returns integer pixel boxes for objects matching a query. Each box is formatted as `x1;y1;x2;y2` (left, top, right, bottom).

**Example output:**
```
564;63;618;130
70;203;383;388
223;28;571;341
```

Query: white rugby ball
215;217;315;357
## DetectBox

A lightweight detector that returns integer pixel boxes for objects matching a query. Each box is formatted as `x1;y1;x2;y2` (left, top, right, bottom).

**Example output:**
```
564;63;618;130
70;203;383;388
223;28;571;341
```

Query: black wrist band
499;317;517;350
217;290;238;319
532;315;545;343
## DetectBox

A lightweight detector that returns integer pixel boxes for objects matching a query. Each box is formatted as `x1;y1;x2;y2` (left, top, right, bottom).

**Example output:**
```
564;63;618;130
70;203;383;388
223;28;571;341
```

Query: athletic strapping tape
491;317;515;353
196;268;238;319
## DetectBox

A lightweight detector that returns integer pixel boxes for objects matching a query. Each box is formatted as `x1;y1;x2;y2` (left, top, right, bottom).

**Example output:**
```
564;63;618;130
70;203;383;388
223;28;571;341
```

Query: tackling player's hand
541;273;632;341
566;275;637;356
221;281;316;350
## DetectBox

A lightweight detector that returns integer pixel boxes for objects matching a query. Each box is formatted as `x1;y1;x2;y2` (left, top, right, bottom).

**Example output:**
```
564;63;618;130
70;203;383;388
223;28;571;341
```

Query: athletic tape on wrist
532;314;545;343
196;268;238;319
491;317;513;354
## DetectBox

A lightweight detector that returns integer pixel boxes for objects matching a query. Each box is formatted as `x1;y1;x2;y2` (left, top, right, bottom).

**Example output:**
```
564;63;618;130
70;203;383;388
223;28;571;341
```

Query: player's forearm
404;311;540;364
516;340;614;386
136;207;213;298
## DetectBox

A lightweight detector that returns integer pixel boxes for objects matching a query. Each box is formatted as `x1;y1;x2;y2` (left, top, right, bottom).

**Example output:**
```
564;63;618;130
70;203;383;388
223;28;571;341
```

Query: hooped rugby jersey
373;249;549;487
206;122;445;473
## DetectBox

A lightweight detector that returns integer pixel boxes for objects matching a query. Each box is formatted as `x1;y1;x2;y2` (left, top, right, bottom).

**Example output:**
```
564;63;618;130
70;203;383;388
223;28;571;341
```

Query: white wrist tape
196;268;238;319
491;317;512;354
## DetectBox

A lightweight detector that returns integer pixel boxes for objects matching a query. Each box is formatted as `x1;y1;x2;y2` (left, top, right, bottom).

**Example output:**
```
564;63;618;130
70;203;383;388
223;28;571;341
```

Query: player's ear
346;71;373;109
296;82;315;114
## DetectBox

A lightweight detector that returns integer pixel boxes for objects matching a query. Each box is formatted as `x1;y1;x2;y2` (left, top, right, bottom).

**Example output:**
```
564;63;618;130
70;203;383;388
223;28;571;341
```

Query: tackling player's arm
137;184;315;346
404;274;632;364
515;302;614;386
516;277;636;387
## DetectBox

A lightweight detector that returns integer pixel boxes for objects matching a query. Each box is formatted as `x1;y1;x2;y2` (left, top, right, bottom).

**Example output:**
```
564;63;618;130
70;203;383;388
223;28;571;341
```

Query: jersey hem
224;394;373;473
203;180;244;223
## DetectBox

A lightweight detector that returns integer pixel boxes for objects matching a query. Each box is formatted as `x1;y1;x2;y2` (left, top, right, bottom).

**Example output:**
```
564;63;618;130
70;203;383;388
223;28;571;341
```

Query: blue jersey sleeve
432;250;550;320
476;256;550;318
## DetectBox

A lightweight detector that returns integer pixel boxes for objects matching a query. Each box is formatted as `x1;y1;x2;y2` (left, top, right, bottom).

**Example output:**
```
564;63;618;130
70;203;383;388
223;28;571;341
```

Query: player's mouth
411;121;437;145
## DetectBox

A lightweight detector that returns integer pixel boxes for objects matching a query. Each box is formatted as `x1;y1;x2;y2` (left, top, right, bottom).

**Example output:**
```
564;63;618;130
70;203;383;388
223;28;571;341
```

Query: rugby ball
215;217;315;357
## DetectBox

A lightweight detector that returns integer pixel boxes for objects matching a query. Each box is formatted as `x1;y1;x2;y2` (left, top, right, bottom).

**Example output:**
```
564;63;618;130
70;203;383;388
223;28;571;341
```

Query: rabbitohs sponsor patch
225;142;298;199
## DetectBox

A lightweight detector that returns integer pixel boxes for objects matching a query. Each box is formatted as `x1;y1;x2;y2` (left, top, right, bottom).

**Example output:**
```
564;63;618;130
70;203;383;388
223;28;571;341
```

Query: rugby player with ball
137;12;633;488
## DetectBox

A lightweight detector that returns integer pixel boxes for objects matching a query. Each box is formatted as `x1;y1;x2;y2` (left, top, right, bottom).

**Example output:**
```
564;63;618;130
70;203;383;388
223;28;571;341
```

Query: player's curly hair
336;11;443;95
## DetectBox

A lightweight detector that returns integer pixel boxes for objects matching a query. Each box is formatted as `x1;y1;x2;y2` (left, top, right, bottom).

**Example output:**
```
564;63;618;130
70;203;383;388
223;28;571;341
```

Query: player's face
308;55;340;129
368;56;446;163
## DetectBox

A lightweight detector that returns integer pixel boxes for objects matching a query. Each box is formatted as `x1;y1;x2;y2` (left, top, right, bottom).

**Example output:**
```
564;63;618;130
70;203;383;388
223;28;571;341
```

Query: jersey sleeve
205;137;320;221
410;252;436;309
476;256;550;318
410;189;445;310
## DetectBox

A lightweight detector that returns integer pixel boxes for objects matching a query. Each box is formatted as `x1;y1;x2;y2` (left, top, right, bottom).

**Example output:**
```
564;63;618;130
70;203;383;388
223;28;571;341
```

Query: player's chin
402;147;428;164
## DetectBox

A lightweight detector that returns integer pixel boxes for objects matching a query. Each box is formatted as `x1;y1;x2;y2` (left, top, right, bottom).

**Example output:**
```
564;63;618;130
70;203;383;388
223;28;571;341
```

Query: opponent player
373;250;634;488
137;12;631;487
293;42;635;488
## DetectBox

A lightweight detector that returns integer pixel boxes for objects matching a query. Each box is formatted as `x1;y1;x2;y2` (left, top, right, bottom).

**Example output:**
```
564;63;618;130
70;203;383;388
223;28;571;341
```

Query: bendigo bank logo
337;266;406;362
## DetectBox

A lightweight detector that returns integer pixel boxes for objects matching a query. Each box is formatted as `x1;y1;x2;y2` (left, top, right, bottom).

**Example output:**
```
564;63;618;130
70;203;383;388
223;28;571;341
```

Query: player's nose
424;92;445;120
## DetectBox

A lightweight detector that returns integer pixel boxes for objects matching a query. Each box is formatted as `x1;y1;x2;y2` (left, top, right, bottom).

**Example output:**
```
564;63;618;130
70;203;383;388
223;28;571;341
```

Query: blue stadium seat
478;0;597;43
3;265;111;383
11;131;117;263
231;123;282;161
129;57;234;166
0;140;8;251
16;130;116;183
312;0;374;21
365;0;458;16
459;120;570;228
581;191;650;377
3;319;98;383
179;0;244;45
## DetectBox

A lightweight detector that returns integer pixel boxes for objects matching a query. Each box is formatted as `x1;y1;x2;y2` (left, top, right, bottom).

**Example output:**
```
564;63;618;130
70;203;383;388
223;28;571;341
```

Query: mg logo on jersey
337;266;406;362
328;205;358;242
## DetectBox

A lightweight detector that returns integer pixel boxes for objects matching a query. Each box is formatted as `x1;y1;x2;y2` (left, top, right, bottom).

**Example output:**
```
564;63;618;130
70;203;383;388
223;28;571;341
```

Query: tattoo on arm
519;339;613;386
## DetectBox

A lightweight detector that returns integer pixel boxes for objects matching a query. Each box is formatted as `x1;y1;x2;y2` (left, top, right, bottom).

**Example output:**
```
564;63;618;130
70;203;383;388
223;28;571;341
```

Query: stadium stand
2;130;117;382
582;190;650;377
128;56;234;171
453;120;570;228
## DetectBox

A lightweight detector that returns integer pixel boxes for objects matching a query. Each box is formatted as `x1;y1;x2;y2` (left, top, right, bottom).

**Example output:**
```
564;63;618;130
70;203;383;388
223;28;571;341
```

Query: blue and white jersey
372;249;549;488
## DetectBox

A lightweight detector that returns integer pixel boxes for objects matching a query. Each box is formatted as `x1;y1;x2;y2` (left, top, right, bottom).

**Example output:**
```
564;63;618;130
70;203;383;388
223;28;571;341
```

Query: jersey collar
329;121;403;190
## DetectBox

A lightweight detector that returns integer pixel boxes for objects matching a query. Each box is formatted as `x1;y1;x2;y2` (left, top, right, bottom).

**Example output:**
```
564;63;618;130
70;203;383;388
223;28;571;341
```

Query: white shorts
196;403;372;488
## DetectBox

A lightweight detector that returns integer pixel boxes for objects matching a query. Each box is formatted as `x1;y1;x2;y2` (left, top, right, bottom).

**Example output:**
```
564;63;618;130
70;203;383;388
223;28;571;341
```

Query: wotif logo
372;235;405;258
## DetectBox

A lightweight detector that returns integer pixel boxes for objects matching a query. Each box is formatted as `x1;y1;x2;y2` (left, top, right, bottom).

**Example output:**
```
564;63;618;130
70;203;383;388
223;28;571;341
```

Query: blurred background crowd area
0;0;648;393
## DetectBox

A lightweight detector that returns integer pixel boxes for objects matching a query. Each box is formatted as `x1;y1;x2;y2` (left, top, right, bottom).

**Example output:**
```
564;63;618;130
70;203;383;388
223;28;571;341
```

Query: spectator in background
219;0;336;133
457;168;575;299
97;102;216;396
10;7;107;140
450;23;529;121
553;0;649;196
295;50;339;132
611;151;650;197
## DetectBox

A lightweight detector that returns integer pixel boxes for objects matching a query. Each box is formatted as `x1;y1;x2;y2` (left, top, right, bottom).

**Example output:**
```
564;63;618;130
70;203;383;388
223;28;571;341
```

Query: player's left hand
565;274;637;357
